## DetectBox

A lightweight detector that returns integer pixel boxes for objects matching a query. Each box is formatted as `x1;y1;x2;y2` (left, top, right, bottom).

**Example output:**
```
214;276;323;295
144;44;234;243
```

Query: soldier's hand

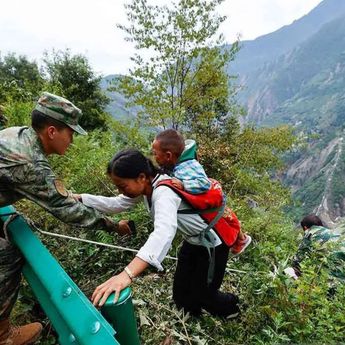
72;193;82;202
104;218;134;237
117;220;133;237
104;217;120;233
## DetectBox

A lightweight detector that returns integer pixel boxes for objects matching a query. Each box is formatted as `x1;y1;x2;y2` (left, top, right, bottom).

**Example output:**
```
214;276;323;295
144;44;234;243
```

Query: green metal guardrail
0;206;140;345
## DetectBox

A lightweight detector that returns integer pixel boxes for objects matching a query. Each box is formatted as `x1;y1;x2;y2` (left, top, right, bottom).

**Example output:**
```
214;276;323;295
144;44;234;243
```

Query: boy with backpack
152;129;251;255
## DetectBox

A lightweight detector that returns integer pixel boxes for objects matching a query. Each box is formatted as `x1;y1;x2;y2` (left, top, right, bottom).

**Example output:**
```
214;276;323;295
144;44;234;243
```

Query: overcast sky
0;0;323;76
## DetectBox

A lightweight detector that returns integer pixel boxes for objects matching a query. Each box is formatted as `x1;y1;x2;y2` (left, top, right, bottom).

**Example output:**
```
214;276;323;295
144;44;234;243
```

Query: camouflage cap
34;92;87;135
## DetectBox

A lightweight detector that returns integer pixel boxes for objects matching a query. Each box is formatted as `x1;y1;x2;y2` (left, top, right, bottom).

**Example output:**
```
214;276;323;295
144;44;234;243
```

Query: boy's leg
237;231;245;241
230;233;252;256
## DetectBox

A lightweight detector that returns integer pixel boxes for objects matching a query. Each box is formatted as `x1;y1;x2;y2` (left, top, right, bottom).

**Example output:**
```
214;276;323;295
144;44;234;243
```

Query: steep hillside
232;7;345;222
246;14;345;127
101;0;345;221
224;0;345;222
284;136;345;224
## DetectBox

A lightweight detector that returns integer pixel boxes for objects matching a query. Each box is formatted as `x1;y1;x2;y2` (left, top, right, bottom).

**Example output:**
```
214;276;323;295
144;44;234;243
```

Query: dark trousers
173;241;239;317
0;219;23;321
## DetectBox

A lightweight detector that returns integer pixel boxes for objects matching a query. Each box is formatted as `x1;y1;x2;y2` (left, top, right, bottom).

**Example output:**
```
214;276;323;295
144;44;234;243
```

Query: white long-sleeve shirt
81;174;221;270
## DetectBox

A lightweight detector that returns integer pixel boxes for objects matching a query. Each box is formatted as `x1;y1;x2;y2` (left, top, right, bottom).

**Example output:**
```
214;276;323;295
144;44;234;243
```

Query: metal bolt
63;287;72;298
68;334;76;343
90;321;101;334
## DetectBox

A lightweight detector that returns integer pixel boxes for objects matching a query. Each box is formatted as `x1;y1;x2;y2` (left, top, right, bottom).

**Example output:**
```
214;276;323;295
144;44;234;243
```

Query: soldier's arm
12;160;118;231
292;235;312;274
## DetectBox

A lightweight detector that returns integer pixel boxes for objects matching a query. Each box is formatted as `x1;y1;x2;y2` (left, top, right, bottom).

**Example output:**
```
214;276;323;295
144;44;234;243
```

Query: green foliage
115;0;239;129
3;4;342;344
1;101;33;127
8;119;343;345
43;49;110;131
183;46;242;136
330;149;345;207
0;50;114;133
198;124;296;210
291;173;327;222
0;53;44;103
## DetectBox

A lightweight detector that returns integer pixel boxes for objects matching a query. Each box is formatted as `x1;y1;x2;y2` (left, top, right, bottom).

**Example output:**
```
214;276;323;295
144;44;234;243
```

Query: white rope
36;230;249;273
2;211;248;272
37;228;178;261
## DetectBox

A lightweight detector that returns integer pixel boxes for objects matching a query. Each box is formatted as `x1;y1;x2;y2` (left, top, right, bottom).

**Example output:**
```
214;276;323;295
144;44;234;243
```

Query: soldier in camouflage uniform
0;105;7;130
0;92;130;345
291;214;345;283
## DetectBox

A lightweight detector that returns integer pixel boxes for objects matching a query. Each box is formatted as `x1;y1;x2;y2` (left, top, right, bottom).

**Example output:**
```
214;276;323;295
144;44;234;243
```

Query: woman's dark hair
300;214;324;229
107;149;159;178
31;110;68;132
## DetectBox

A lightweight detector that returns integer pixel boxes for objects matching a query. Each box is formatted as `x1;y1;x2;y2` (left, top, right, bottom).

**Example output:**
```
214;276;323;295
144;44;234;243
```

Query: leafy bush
9;120;345;345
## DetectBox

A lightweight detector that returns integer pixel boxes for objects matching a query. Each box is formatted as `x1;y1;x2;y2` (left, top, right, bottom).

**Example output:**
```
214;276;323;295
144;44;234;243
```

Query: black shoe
203;292;240;318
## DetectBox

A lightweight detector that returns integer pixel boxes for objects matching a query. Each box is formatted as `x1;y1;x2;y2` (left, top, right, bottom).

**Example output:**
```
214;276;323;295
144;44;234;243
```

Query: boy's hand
171;178;184;190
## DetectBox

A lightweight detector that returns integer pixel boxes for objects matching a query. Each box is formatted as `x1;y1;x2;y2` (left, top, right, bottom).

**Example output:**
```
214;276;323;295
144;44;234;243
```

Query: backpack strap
156;180;226;284
178;207;222;214
198;194;226;284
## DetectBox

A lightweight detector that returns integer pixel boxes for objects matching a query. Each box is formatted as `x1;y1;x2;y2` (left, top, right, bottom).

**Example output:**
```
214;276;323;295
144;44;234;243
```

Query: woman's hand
91;271;132;307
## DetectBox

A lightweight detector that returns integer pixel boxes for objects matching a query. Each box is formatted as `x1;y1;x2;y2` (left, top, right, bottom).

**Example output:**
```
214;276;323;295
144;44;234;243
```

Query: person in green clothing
286;214;345;283
0;105;7;130
0;92;131;345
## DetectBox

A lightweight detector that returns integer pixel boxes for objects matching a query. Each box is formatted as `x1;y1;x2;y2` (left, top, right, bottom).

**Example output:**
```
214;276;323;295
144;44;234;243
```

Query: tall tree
0;53;44;103
43;50;109;131
116;0;239;130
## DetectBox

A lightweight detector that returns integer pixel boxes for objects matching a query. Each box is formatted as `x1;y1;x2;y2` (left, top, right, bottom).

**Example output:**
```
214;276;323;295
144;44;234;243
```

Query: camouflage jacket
0;126;110;229
0;115;7;130
293;225;345;281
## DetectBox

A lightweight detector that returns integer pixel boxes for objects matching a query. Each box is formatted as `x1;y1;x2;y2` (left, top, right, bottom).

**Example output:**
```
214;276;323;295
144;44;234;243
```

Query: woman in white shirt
83;149;240;318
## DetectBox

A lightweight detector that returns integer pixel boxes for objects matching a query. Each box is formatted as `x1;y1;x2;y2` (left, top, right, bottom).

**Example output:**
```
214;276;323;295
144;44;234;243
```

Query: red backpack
157;178;240;246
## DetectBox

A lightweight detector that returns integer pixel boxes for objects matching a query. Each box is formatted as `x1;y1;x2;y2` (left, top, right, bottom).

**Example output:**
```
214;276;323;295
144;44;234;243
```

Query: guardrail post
101;288;141;345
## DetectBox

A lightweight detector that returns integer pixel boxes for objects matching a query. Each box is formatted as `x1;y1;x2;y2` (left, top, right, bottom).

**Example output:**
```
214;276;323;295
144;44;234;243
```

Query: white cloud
0;0;323;75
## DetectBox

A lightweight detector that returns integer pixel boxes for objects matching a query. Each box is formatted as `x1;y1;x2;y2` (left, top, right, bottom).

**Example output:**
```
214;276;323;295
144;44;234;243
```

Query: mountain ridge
100;0;345;222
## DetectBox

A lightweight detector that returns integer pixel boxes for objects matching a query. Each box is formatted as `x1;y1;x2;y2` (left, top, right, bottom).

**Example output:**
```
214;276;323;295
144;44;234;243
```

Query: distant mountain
100;75;139;121
245;13;345;127
229;0;345;76
230;0;345;223
101;0;345;222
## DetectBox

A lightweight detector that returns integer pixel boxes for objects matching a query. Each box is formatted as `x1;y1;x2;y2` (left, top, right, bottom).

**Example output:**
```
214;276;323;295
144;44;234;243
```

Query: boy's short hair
155;129;185;157
300;214;324;229
31;110;68;132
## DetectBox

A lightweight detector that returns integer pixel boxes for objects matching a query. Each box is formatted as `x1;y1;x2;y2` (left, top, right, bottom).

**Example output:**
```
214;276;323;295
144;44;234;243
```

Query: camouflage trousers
0;219;24;321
